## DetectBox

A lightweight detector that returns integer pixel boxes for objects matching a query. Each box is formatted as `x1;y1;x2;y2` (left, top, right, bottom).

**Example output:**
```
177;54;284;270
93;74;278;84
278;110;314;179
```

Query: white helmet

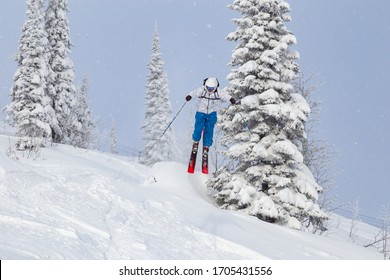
204;77;219;92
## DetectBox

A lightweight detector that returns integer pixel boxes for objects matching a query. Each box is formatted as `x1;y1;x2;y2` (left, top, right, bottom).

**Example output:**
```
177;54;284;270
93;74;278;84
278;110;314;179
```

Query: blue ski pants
192;111;217;147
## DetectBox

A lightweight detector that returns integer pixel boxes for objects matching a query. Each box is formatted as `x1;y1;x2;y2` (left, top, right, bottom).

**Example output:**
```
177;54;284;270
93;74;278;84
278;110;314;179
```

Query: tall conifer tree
72;75;95;149
6;0;52;150
209;0;327;229
140;25;176;166
45;0;80;144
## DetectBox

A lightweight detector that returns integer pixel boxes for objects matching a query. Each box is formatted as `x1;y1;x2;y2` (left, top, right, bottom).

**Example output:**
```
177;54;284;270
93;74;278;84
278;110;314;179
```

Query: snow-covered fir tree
6;0;53;150
208;0;328;230
45;0;80;144
71;75;95;149
140;25;176;166
110;119;118;155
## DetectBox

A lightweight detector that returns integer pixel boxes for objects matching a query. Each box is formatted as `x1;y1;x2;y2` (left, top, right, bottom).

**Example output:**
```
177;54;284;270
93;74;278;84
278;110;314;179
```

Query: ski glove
186;95;192;101
230;98;236;105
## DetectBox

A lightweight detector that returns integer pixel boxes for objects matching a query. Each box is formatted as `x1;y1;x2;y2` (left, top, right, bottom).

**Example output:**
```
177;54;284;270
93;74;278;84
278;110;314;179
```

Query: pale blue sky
0;0;389;222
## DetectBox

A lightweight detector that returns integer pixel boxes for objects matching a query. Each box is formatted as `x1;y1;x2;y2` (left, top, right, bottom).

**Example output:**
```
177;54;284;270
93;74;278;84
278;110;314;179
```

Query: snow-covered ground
0;132;384;260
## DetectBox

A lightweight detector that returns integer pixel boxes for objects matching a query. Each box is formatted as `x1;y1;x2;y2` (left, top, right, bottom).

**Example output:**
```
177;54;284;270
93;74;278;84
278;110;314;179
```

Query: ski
187;142;199;173
202;146;209;174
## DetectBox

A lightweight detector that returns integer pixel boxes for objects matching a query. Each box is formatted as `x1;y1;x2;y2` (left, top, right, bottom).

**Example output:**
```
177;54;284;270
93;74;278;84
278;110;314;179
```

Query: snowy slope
0;133;383;260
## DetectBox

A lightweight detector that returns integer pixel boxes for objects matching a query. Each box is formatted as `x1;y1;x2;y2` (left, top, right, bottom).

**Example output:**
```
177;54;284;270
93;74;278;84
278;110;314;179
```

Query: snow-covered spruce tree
45;0;80;144
140;25;176;166
208;0;328;229
71;75;95;148
6;0;53;150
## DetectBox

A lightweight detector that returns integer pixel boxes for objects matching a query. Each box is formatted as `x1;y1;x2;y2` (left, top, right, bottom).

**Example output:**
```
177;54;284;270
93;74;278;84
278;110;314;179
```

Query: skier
185;77;236;174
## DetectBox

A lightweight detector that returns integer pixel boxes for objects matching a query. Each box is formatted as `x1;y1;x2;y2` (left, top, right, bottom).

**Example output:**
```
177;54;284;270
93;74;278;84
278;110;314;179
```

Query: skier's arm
219;88;236;104
185;87;203;101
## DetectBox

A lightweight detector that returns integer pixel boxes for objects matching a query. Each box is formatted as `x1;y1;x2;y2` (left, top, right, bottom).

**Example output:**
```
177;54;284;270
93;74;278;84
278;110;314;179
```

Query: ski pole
233;104;252;134
160;101;187;138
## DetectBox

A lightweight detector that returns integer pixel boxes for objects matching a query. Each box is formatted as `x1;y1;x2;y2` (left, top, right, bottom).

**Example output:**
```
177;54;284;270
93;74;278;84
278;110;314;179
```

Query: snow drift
0;134;382;259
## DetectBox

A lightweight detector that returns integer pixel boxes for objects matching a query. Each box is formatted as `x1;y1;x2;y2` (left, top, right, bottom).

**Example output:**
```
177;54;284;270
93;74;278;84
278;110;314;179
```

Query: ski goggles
206;86;215;92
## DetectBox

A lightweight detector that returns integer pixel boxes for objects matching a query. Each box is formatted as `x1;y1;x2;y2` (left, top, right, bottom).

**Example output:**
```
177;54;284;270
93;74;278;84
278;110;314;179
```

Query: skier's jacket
188;87;232;114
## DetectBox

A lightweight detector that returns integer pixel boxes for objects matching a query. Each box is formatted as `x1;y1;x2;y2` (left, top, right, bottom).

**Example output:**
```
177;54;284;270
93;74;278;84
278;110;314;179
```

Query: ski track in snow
0;214;77;238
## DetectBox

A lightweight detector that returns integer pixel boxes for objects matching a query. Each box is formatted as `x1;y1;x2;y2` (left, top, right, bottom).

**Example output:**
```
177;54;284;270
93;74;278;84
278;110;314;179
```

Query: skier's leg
192;112;206;142
203;112;217;147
